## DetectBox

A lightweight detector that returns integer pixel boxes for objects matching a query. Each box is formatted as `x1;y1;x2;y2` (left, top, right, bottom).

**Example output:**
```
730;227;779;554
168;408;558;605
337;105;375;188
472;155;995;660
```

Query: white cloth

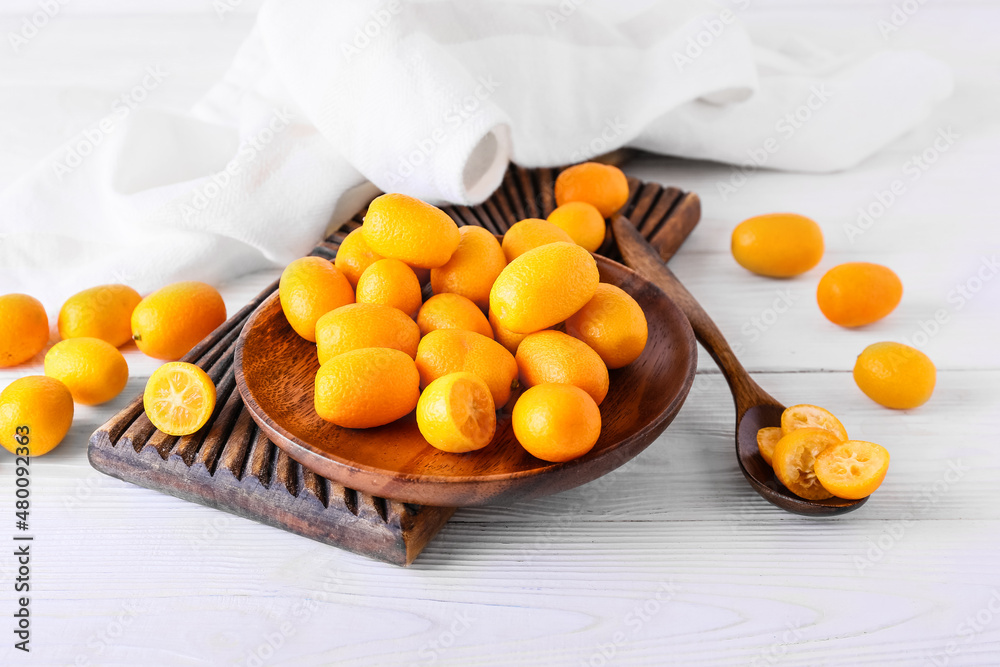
0;0;953;311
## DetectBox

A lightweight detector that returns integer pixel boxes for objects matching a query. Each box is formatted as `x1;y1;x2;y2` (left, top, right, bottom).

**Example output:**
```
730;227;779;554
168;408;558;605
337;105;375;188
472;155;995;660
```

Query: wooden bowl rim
234;254;696;498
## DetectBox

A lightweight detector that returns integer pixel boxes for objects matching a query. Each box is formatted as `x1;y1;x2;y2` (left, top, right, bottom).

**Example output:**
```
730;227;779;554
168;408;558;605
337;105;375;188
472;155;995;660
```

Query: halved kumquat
771;427;839;500
756;427;782;467
814;440;890;500
780;404;848;441
143;362;216;436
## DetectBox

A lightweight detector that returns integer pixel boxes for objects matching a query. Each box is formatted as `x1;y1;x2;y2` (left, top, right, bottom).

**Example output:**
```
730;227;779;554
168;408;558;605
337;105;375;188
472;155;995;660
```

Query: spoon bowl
737;404;866;516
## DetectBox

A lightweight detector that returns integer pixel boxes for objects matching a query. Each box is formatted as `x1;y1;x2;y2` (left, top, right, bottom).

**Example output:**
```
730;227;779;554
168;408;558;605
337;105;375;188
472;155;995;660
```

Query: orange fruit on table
335;228;383;288
416;372;496;453
490;242;600;334
515;330;609;406
362;193;460;268
817;262;902;327
0;376;74;456
547;201;606;252
355;258;423;318
430;225;506;310
416;329;518;407
315;303;420;366
315;348;420;429
756;426;782;467
143;362;216;436
417;293;494;339
555;162;629;218
131;281;227;361
565;283;648;369
279;257;354;342
854;341;936;409
512;383;601;463
501;218;573;263
0;293;49;367
814;440;890;499
770;427;839;500
731;213;824;278
489;309;529;355
58;284;141;347
780;404;848;441
44;337;128;405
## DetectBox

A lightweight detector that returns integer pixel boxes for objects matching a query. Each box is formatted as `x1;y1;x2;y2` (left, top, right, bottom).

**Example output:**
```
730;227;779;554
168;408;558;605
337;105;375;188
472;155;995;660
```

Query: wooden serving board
87;163;701;566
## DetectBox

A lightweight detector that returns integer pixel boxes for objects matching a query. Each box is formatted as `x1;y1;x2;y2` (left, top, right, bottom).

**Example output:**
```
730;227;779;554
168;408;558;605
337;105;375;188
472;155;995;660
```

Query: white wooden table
1;2;998;665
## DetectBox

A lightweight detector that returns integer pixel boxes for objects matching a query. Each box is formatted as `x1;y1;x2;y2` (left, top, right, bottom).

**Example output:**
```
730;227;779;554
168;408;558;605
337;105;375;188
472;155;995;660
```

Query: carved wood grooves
87;163;700;566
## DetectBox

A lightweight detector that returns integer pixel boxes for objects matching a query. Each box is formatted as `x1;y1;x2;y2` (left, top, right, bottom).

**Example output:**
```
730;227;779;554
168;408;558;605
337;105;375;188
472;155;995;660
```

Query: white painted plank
10;520;1000;666
1;370;997;666
9;369;996;521
0;2;998;665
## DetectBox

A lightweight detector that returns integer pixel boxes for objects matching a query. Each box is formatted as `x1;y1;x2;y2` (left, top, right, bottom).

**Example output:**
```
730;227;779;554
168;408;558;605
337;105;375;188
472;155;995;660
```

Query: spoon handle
612;216;773;414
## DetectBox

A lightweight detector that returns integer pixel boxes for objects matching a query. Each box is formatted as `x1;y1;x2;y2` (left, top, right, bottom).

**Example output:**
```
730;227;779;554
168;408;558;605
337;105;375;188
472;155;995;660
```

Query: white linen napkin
0;0;953;311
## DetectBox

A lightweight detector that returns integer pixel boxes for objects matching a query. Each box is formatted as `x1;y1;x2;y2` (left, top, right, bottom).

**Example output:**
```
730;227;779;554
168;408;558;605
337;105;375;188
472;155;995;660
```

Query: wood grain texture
236;255;697;507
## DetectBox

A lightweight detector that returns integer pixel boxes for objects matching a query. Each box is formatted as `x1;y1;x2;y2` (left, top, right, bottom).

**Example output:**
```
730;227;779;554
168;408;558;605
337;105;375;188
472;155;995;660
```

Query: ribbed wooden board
87;163;701;566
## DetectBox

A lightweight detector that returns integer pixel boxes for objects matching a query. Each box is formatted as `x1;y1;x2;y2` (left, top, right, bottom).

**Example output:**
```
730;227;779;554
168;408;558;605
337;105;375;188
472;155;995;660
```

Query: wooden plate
234;256;697;507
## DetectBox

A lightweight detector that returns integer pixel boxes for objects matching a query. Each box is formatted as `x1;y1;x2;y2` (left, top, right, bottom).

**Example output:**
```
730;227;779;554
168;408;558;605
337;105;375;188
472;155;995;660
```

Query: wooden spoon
612;215;866;516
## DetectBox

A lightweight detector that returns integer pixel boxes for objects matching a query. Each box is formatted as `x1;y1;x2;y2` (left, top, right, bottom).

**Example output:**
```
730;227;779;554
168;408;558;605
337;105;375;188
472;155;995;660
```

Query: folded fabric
0;0;952;311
